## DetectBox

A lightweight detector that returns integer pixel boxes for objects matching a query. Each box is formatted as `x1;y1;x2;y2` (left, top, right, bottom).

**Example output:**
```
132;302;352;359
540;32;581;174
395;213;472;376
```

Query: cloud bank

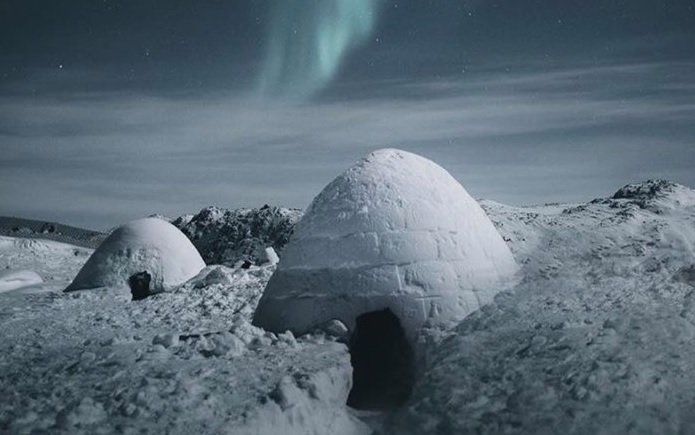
1;56;693;229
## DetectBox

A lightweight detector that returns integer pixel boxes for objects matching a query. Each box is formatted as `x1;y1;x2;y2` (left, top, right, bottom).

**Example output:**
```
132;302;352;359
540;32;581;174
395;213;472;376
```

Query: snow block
253;149;519;344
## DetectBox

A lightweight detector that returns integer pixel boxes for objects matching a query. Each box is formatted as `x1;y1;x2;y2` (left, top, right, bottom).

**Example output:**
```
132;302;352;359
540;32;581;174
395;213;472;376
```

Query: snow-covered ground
0;242;367;434
1;180;695;434
394;180;695;434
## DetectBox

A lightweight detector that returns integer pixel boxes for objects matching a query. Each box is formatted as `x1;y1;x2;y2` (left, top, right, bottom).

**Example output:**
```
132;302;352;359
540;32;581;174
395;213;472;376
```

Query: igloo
253;148;519;344
65;218;205;293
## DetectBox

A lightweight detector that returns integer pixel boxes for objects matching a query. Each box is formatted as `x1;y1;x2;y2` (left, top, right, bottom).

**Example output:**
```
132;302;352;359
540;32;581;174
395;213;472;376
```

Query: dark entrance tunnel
128;271;151;301
346;308;416;410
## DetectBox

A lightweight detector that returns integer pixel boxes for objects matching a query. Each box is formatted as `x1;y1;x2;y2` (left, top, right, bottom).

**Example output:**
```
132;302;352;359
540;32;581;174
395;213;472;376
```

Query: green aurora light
258;0;380;99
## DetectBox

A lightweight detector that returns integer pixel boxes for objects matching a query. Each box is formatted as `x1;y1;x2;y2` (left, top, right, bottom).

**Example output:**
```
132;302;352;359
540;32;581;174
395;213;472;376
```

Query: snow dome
0;269;43;293
253;148;519;343
65;218;205;293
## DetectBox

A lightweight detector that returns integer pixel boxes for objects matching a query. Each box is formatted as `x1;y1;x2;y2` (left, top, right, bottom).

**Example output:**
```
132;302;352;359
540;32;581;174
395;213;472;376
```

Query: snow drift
0;269;43;293
253;148;519;345
65;218;205;293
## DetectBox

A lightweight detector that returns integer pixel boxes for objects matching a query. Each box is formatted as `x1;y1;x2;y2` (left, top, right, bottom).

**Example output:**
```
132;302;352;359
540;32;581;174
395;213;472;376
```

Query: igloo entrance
128;271;151;301
346;308;416;410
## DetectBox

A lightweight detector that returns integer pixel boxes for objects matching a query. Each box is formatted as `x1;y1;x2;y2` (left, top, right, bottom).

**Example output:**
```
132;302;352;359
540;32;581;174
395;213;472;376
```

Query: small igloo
65;218;205;293
253;148;518;341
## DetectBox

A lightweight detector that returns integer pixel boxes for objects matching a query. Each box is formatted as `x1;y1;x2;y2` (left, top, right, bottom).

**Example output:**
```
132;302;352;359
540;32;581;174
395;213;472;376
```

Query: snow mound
0;269;43;293
253;148;519;344
173;205;302;267
65;218;205;293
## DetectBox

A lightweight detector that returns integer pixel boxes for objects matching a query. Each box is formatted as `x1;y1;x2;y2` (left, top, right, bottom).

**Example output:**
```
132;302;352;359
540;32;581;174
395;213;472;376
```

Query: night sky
1;1;694;230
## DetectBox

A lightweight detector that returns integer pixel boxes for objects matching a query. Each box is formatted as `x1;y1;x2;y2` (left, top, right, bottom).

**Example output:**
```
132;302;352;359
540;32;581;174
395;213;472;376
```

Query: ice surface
254;149;519;344
66;218;206;293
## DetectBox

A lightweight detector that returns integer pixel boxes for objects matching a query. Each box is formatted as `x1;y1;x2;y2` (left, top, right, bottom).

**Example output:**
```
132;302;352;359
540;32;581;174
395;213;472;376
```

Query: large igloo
253;148;519;344
65;218;205;293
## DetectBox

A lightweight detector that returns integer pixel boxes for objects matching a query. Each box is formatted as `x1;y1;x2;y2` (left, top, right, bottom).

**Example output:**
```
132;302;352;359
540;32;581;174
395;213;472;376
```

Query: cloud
1;57;694;229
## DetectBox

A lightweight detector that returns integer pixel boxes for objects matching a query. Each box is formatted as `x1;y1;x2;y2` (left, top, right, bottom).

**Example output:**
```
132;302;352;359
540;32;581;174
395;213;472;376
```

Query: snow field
0;261;366;434
2;179;695;434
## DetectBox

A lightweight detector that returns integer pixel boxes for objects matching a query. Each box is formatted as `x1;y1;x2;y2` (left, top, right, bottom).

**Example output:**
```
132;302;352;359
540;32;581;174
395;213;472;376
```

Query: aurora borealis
258;0;380;98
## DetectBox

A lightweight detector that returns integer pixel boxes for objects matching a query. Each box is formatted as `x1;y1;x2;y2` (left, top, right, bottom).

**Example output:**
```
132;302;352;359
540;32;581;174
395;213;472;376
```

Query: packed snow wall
66;218;205;293
253;148;519;345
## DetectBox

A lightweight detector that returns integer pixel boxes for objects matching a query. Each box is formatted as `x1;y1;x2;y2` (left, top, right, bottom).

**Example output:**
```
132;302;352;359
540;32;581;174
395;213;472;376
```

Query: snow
2;179;695;434
392;180;695;435
0;269;43;293
254;149;519;345
0;236;92;289
261;247;280;266
66;218;206;293
0;252;366;434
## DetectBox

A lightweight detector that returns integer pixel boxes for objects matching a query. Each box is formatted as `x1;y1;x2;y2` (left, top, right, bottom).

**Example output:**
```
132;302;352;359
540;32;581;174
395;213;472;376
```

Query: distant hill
0;216;107;249
171;204;303;267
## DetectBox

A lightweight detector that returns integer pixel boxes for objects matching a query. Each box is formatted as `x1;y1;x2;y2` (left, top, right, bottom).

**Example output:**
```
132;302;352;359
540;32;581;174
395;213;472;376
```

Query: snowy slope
2;180;695;434
392;180;695;434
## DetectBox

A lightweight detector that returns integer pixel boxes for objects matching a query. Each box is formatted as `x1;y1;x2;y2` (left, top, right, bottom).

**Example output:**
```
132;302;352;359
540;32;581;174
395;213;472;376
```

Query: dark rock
612;179;677;201
171;205;302;267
